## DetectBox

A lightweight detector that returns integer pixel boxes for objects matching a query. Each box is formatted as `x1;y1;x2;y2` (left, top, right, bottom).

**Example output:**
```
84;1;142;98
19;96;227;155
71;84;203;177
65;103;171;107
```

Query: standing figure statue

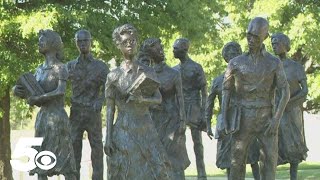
67;30;109;180
173;38;207;180
104;24;173;180
271;33;308;180
205;42;260;180
141;38;191;180
221;17;290;180
13;29;77;180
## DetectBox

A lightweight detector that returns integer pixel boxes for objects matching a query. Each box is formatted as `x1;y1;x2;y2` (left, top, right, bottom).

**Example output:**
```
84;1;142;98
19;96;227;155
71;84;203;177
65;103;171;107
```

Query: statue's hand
126;94;143;103
264;117;280;136
27;96;41;106
13;85;26;98
104;140;114;157
207;128;213;140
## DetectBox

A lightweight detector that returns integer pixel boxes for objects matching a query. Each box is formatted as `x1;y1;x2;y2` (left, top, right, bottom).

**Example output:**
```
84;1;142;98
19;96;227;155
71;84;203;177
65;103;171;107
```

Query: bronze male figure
221;17;290;180
67;30;109;180
173;38;207;180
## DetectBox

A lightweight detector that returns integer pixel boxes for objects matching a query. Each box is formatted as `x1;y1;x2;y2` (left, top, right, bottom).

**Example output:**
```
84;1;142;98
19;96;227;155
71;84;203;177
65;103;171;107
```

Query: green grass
185;162;320;180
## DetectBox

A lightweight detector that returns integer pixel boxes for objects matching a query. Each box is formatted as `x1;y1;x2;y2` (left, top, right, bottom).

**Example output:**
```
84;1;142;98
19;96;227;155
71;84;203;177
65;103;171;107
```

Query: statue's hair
175;38;190;50
247;17;269;39
75;29;92;39
271;32;291;52
140;38;161;54
222;41;242;59
112;24;138;46
39;29;64;61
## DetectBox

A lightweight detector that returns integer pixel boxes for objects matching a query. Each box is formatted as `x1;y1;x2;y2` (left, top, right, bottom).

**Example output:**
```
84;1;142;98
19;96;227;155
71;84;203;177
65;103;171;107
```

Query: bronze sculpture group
12;16;308;180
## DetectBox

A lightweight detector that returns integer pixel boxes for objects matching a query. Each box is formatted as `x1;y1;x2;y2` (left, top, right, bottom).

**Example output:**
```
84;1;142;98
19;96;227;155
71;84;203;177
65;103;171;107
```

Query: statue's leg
229;130;252;180
172;170;185;180
87;112;104;180
251;162;260;180
38;175;48;180
290;162;298;180
64;173;77;180
258;133;278;180
190;128;207;180
70;110;85;180
226;168;230;179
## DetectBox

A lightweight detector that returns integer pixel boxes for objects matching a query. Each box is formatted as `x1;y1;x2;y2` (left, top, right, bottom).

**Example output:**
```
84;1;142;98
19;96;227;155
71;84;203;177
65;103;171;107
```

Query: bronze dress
150;62;190;175
30;63;76;176
105;61;172;180
278;59;308;164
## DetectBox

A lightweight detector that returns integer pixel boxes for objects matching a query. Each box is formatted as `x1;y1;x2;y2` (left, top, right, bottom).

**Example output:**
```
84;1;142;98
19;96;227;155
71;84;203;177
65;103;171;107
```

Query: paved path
11;113;320;180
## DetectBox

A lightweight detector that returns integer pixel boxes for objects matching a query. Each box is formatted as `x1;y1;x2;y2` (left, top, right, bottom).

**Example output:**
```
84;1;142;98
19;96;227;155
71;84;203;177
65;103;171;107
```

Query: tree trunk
0;86;13;180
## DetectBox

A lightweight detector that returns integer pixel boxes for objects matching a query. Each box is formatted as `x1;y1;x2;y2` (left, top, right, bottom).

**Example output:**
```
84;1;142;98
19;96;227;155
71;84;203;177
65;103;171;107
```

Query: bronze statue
221;17;290;180
67;30;109;180
141;38;190;180
104;24;173;180
13;29;76;180
205;42;260;180
173;38;207;180
271;33;308;180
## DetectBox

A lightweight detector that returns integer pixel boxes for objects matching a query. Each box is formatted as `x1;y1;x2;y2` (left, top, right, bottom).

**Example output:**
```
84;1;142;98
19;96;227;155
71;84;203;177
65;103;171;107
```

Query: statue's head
173;38;189;59
38;29;64;61
271;33;291;55
112;24;138;56
222;41;242;63
246;17;269;51
75;29;92;54
140;38;164;64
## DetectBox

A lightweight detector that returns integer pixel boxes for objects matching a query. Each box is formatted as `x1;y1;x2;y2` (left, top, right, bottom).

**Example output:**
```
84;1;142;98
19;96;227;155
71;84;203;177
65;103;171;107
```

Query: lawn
185;162;320;180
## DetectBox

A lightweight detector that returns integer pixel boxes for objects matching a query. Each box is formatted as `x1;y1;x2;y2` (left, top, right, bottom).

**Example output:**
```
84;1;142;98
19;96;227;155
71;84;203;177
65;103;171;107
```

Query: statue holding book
205;42;260;180
13;29;76;180
221;17;290;179
104;24;173;180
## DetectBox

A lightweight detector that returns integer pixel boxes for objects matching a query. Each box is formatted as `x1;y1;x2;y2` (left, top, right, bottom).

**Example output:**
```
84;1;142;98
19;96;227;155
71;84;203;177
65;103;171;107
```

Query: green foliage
9;94;34;130
0;1;225;128
1;0;320;129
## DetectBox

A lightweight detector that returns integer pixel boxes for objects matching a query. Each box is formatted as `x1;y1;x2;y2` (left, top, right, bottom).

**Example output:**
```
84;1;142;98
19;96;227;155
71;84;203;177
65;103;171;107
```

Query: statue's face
246;32;263;52
149;42;164;63
224;46;241;62
76;32;91;54
271;37;287;55
38;35;49;54
118;33;137;57
140;56;151;66
173;41;187;59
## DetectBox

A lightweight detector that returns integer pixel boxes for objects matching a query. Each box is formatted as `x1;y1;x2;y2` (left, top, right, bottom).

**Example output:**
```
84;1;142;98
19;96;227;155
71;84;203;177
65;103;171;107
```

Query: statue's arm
221;63;234;134
265;62;290;135
288;78;308;105
205;80;217;133
288;65;308;104
28;66;68;106
140;89;162;104
175;72;186;122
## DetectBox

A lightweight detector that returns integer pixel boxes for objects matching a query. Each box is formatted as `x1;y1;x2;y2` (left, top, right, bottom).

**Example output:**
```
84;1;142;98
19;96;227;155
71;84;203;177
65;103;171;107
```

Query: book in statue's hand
16;72;45;98
126;72;160;98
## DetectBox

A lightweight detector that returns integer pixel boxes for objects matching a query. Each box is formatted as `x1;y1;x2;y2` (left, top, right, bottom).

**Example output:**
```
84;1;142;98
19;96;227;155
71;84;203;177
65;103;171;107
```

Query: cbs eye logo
10;138;57;172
